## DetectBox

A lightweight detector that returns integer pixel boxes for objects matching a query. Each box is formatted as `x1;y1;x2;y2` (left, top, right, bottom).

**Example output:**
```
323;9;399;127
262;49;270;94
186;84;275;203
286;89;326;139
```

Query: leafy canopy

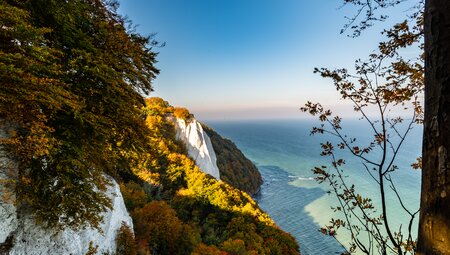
0;0;159;229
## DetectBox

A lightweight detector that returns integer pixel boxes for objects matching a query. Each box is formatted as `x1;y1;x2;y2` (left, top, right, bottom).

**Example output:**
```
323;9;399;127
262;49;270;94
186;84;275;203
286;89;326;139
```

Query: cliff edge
173;118;221;180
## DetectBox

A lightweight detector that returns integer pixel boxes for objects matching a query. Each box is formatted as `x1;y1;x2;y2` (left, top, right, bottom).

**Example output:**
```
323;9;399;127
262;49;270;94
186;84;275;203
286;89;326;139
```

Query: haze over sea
206;119;422;255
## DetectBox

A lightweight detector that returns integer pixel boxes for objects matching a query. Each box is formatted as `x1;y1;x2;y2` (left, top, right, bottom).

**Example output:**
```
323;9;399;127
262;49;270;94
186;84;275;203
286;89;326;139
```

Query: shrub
192;243;228;255
115;222;137;255
133;201;198;255
173;107;193;121
120;182;148;211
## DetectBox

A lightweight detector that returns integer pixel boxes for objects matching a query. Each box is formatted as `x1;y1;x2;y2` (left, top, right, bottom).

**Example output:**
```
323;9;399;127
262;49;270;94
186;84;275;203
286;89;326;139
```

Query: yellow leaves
192;243;228;255
118;97;298;254
20;176;32;185
1;118;56;161
0;170;16;204
120;182;147;210
115;223;137;255
173;107;193;121
136;170;160;186
176;188;194;197
133;201;198;254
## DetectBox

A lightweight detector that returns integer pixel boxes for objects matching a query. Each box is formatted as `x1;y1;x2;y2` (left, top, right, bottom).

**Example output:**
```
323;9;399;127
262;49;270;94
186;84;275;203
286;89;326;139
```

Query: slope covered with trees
0;0;158;230
0;1;299;254
120;98;299;254
202;125;263;195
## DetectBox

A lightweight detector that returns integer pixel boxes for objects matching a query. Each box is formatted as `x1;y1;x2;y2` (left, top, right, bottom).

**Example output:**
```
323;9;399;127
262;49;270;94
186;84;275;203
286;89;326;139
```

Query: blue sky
118;0;418;121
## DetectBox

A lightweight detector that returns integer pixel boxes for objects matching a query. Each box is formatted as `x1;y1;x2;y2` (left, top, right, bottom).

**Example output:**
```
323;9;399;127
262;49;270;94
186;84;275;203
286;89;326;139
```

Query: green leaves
0;0;159;230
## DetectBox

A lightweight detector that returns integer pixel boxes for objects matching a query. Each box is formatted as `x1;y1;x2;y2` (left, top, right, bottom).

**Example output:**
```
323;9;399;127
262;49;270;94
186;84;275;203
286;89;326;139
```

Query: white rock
0;128;18;245
0;127;133;255
173;118;221;180
5;178;132;255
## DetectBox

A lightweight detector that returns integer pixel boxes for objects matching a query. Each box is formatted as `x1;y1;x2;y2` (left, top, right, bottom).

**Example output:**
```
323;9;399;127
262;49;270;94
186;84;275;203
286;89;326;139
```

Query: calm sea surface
205;119;422;255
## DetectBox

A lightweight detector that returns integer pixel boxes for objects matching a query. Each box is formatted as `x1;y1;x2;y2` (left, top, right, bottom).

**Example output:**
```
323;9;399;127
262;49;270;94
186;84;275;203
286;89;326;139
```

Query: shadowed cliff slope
202;124;263;195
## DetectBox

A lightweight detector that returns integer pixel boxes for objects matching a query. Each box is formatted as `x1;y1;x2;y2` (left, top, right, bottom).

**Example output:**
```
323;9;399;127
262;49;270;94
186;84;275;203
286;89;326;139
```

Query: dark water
205;119;422;255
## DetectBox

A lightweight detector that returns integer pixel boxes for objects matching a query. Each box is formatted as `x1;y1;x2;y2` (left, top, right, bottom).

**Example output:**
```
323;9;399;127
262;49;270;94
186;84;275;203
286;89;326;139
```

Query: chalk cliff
0;177;132;255
0;130;133;254
173;117;221;180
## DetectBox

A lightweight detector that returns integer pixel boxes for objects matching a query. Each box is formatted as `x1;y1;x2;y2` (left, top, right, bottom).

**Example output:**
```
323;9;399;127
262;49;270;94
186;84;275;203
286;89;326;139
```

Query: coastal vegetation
126;98;299;254
203;125;263;195
302;1;424;254
303;0;450;254
0;1;298;254
0;0;158;230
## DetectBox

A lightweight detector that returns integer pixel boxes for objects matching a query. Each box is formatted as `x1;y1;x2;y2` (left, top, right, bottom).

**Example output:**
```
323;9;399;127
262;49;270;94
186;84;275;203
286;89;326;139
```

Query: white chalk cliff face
0;128;133;255
0;178;132;255
173;118;221;180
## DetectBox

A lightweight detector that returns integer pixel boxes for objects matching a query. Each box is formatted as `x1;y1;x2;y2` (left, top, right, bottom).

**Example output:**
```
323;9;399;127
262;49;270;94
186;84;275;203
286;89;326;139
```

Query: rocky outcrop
0;177;132;255
173;118;221;180
171;116;263;194
0;129;133;255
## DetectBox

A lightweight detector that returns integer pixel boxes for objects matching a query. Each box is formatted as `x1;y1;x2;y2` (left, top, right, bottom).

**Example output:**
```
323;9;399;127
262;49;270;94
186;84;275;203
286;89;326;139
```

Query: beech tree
302;1;425;254
304;0;450;253
0;0;159;229
338;0;450;253
417;0;450;254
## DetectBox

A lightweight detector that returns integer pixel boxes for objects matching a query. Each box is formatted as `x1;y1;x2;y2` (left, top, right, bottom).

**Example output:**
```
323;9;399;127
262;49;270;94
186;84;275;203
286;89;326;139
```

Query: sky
118;0;420;121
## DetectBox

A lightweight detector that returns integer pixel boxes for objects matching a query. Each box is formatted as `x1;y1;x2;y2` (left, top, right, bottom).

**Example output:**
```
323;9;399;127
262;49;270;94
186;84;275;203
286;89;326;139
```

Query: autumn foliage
0;0;299;253
173;107;194;121
202;124;263;195
115;223;137;255
117;98;300;255
132;201;198;255
0;0;159;229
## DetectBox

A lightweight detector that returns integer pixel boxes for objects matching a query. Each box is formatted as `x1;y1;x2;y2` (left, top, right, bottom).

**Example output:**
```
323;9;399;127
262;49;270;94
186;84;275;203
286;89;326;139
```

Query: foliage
120;182;148;211
115;222;137;255
202;124;263;195
85;241;99;255
301;2;423;255
0;0;299;251
173;107;194;121
0;0;159;230
221;239;248;255
132;201;198;255
192;244;229;255
119;98;300;255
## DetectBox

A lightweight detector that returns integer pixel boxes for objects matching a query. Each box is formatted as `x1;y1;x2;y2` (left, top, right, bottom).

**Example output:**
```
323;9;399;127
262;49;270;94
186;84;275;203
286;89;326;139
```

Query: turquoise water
205;119;422;255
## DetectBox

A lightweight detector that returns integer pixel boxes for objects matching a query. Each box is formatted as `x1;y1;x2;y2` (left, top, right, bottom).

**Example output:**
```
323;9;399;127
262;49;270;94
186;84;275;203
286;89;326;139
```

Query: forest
0;1;298;254
1;0;449;254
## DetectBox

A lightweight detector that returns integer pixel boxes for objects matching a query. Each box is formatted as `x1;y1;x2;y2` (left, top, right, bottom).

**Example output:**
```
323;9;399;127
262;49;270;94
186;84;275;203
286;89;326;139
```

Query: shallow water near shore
206;119;422;255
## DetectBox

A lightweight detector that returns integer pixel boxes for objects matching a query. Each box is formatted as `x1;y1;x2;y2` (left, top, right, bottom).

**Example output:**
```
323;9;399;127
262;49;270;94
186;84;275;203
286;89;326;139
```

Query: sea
205;119;422;255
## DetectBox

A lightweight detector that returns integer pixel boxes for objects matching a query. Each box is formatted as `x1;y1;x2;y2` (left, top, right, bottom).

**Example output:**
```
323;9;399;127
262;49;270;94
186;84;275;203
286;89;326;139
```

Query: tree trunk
417;0;450;254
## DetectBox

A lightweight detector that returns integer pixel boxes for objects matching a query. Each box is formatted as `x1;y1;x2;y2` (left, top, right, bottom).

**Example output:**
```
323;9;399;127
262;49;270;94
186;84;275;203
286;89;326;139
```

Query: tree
335;0;450;253
132;201;198;255
0;0;159;229
302;1;425;254
307;0;450;253
417;0;450;254
115;222;137;255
